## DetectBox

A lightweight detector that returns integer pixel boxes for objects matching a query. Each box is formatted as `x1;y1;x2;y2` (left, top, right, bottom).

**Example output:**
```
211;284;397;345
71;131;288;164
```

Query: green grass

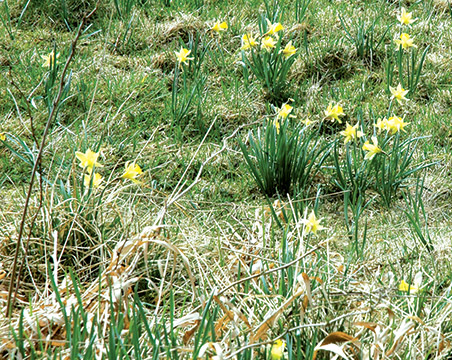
1;0;452;359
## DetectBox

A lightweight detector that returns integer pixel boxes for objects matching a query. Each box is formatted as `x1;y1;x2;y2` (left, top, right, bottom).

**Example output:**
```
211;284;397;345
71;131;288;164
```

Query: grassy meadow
1;0;452;358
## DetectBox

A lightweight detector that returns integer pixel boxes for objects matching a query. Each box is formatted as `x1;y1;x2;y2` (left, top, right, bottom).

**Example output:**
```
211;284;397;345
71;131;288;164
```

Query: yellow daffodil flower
241;33;258;50
277;104;295;119
175;48;194;65
375;117;389;133
211;21;228;33
387;116;409;134
270;339;286;360
302;211;325;235
340;122;363;144
394;33;415;50
261;36;276;51
121;161;143;184
301;118;313;126
280;41;297;59
84;172;104;189
41;51;60;68
397;7;415;26
75;149;103;170
390;83;409;104
375;116;409;134
399;280;419;294
325;102;345;123
0;133;5;141
265;19;284;36
362;136;382;160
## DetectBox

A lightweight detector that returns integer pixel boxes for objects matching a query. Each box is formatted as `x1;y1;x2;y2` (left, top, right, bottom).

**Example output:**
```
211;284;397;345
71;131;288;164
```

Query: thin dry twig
217;239;329;297
5;5;98;319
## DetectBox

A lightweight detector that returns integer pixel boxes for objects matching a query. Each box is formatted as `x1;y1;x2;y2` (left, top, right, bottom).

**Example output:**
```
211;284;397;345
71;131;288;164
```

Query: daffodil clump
240;18;299;100
75;148;143;190
75;149;105;190
327;8;429;208
170;29;210;129
240;101;327;197
330;52;429;207
388;7;428;99
394;8;416;50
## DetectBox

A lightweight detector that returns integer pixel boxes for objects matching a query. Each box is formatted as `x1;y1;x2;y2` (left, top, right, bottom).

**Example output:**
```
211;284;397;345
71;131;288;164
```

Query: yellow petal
121;161;143;184
271;340;286;360
399;280;419;294
75;149;103;169
84;172;104;188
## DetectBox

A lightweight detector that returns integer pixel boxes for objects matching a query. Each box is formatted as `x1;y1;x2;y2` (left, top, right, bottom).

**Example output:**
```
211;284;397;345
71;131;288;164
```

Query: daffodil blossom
0;133;5;141
399;278;422;296
399;280;419;294
261;36;276;51
399;272;423;294
265;19;284;36
175;48;193;65
41;51;60;68
397;7;415;26
241;33;258;50
84;172;104;189
75;149;104;170
301;118;314;126
362;136;382;160
324;102;345;123
390;83;409;104
271;339;286;360
387;116;409;134
211;21;228;33
280;41;297;59
121;161;143;184
394;33;415;50
375;118;389;133
277;104;295;119
340;122;363;144
302;211;325;235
